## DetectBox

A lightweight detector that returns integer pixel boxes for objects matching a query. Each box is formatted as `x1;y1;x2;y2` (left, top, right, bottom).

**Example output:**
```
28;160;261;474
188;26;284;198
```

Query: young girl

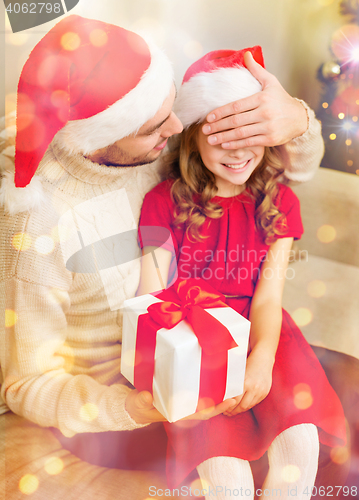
137;47;346;499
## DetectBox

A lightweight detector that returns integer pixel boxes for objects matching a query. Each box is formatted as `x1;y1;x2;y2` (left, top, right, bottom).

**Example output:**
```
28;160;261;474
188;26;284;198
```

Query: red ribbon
134;279;238;413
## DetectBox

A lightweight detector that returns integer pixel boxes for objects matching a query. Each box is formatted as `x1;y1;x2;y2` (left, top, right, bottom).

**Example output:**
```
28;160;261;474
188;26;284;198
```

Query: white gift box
121;293;251;422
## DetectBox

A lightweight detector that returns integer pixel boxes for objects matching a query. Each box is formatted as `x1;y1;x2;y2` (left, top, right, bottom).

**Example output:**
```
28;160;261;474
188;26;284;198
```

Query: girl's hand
126;389;237;424
223;350;274;416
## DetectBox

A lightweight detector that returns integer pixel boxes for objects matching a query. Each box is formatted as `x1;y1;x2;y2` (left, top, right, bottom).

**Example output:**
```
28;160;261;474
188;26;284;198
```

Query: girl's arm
136;246;172;296
225;236;294;416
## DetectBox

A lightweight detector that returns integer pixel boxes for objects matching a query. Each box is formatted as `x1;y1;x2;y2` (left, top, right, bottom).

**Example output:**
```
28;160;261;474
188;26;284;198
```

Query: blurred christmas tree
317;0;359;175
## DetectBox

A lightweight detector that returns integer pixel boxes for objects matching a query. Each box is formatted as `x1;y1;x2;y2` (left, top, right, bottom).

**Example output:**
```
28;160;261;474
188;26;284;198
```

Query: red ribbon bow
134;279;238;412
147;280;237;355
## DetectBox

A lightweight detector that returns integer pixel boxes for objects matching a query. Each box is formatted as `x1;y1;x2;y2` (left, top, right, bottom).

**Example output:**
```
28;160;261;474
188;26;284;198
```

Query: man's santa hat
1;15;173;212
174;46;264;128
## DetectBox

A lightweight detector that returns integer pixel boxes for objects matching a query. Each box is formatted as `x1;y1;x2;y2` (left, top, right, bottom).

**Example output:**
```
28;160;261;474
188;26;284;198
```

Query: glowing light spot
5;93;17;115
346;139;352;146
322;102;328;109
6;33;29;46
343;121;353;131
317;225;336;243
281;465;301;483
12;232;32;251
122;348;136;368
80;403;99;422
5;309;18;328
292;308;313;327
348;160;354;167
16;117;46;152
195;477;209;492
352;116;358;122
35;236;55;255
191;478;205;497
307;280;326;298
293;383;313;410
61;344;75;373
183;40;203;60
90;29;108;47
329;133;336;140
356;100;359;105
332;25;359;62
48;288;68;305
61;32;81;51
19;474;39;495
50;90;69;109
356;169;359;175
197;397;215;413
338;112;345;119
330;446;349;464
44;456;64;475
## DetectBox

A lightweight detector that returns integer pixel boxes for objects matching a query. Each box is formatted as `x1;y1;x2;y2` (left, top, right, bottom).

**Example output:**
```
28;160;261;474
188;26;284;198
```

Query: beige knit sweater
0;103;324;437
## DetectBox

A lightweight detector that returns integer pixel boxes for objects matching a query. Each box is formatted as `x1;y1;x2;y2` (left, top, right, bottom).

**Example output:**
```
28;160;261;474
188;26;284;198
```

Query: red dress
139;179;346;487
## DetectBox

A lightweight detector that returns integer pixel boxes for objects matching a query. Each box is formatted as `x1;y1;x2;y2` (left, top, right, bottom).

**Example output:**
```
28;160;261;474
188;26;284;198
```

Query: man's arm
202;52;324;181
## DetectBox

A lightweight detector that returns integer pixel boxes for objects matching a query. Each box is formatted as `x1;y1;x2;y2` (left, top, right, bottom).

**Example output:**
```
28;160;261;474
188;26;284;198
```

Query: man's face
86;85;183;167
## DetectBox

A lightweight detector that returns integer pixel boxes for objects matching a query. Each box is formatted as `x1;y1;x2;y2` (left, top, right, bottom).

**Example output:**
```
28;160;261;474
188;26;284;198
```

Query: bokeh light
16;117;46;152
16;93;36;132
293;383;313;410
352;116;358;122
281;464;301;483
5;93;17;115
5;309;18;328
307;280;326;298
292;308;313;327
196;397;215;412
130;18;165;46
317;225;336;243
184;40;203;60
61;32;81;51
90;29;108;47
12;232;32;251
19;474;39;495
6;33;29;46
329;133;336;140
191;478;206;497
330;446;350;464
35;236;55;255
338;113;345;119
44;457;64;475
346;139;352;146
48;288;68;305
348;160;354;167
332;25;359;63
322;102;328;109
80;403;99;422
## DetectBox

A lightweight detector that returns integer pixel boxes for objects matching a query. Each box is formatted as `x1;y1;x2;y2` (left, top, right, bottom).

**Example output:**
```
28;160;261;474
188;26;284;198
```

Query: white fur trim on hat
0;171;46;214
174;66;262;129
56;43;174;155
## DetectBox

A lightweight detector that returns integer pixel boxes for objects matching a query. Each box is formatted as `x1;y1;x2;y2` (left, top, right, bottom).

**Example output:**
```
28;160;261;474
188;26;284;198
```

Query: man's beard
92;143;161;167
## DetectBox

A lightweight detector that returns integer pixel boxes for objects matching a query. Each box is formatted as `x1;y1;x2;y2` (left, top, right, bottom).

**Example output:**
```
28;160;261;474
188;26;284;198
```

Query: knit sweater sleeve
278;99;324;183
1;210;148;437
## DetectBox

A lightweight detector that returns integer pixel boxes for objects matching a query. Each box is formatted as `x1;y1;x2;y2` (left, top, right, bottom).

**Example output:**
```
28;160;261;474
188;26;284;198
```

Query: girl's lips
221;158;252;171
154;139;168;151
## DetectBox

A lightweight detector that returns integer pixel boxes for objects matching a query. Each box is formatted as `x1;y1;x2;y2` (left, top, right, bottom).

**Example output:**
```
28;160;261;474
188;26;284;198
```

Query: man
0;14;323;500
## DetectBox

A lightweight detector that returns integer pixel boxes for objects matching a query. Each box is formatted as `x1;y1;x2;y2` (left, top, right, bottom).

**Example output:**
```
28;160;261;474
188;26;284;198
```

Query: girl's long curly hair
162;122;288;245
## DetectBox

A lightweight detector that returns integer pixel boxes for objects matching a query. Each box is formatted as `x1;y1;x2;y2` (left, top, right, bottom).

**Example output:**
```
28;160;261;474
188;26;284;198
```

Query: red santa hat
174;46;264;128
11;15;174;190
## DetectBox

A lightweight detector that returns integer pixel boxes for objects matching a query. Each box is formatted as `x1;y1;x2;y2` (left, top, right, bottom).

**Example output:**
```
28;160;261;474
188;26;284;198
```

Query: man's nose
162;112;183;137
